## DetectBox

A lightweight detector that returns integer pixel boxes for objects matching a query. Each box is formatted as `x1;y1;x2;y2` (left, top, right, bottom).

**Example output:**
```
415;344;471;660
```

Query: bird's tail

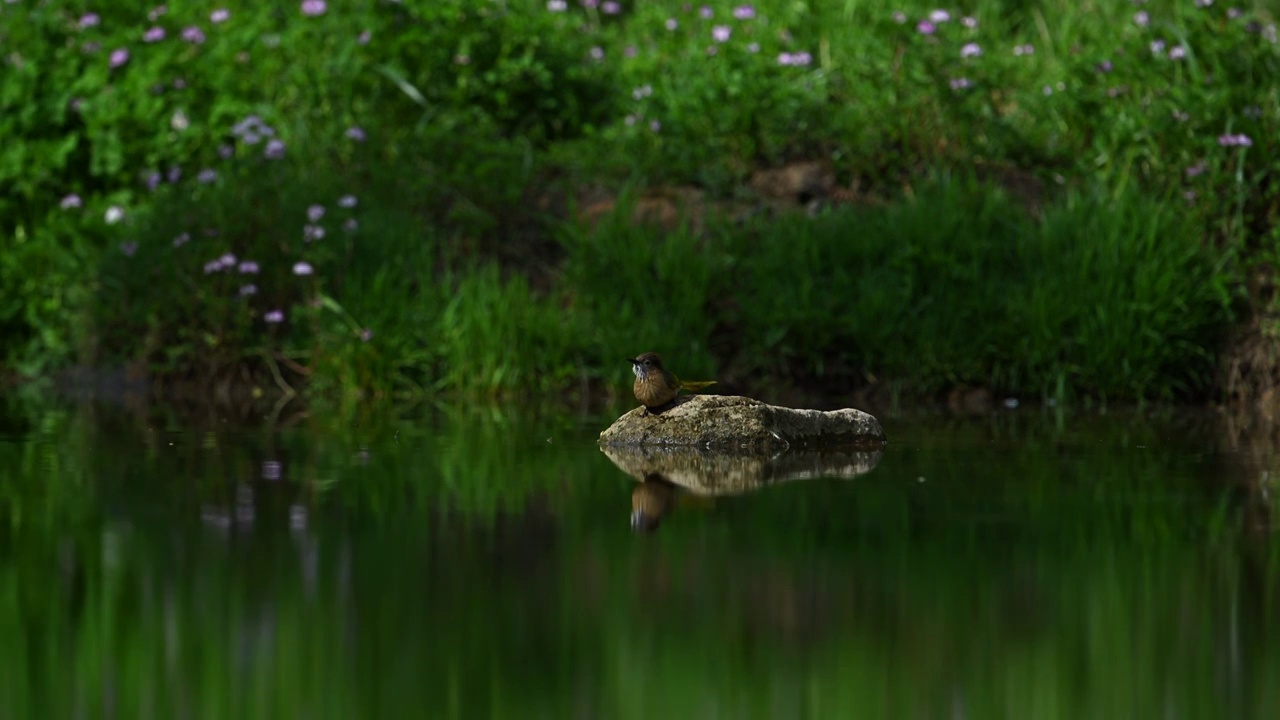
679;380;716;392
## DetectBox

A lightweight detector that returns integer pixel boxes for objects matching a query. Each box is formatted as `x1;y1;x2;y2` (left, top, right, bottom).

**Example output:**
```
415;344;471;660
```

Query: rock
749;160;835;203
597;395;887;451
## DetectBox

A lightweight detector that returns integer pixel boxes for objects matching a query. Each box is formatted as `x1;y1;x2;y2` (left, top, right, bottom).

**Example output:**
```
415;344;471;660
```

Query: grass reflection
0;398;1277;717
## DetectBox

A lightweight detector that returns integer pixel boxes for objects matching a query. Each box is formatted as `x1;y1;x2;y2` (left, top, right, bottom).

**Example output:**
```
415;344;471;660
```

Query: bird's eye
643;359;652;366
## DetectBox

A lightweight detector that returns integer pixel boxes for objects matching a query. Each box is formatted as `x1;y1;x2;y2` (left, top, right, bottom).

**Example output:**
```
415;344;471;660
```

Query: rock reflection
604;444;884;531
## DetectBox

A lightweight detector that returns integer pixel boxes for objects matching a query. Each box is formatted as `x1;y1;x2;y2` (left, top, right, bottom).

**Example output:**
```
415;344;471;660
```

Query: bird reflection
630;473;678;533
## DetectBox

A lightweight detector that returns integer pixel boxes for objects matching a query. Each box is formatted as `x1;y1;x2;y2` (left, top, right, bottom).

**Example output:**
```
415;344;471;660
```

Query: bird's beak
626;358;638;364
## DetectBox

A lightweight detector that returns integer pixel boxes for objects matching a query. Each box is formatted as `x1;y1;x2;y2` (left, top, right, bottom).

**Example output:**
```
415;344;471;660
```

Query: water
1;395;1277;718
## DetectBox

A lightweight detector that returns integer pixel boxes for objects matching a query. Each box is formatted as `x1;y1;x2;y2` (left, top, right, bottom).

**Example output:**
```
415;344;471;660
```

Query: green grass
565;176;1234;402
0;0;1273;399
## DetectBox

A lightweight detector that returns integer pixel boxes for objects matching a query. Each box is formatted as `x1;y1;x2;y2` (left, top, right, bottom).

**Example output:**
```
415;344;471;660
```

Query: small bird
628;352;716;415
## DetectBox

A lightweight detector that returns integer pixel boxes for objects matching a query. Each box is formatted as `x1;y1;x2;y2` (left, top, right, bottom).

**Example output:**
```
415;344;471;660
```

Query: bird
627;352;716;415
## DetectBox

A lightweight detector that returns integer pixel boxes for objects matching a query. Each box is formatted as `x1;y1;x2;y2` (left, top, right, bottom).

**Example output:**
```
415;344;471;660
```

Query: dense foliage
1;0;1276;401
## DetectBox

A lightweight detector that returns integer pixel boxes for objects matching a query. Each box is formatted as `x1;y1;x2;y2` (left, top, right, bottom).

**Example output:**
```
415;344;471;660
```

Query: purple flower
300;0;326;16
624;45;638;58
1013;44;1034;56
892;11;907;23
1150;39;1165;54
360;328;374;342
143;26;165;43
733;5;755;19
928;9;950;23
1168;45;1186;59
181;26;205;44
263;309;285;324
104;206;124;224
960;42;982;58
307;204;325;222
649;120;661;132
343;218;359;233
61;194;82;209
345;126;366;142
338;195;357;208
1134;11;1149;27
167;165;181;183
173;232;190;247
1096;60;1113;73
120;241;138;257
358;29;371;44
145;172;161;191
712;25;731;42
109;48;129;68
264;138;285;159
233;116;269;140
239;284;258;297
148;5;167;21
211;8;229;23
547;0;567;10
602;1;620;14
1185;162;1206;177
589;46;604;61
238;261;260;274
303;224;326;242
747;42;759;53
699;6;713;19
961;16;977;28
197;168;217;184
917;21;936;35
1218;133;1253;147
665;18;678;30
777;51;812;66
950;77;972;89
293;261;314;276
1228;8;1242;19
204;254;235;273
1195;0;1213;6
79;13;100;29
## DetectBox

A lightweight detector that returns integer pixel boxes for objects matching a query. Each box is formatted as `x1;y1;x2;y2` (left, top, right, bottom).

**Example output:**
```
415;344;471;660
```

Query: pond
1;394;1277;718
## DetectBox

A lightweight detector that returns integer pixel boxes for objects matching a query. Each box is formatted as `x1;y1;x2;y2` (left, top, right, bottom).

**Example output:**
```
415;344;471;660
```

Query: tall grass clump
558;199;726;386
721;176;1234;401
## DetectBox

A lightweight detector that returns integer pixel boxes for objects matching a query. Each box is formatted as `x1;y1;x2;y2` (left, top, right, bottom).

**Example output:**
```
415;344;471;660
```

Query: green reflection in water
1;397;1277;718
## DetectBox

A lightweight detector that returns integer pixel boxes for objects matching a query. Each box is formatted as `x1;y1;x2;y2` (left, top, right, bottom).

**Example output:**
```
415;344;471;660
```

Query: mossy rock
598;395;887;450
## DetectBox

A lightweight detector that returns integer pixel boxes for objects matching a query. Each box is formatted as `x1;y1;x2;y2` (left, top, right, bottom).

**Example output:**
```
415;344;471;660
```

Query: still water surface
1;395;1278;718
